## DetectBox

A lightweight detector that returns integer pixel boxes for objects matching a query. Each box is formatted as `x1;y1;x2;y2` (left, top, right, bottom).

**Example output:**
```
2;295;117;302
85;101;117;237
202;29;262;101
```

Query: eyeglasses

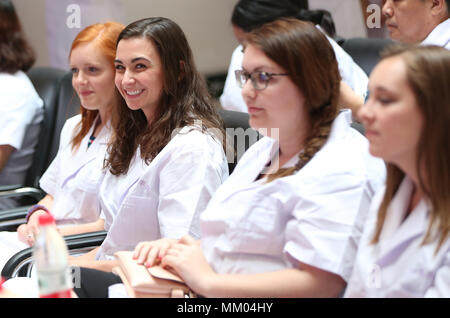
235;70;289;91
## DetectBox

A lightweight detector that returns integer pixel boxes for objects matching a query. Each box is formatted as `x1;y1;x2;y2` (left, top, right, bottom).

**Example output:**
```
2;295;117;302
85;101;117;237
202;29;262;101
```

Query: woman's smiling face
114;37;164;121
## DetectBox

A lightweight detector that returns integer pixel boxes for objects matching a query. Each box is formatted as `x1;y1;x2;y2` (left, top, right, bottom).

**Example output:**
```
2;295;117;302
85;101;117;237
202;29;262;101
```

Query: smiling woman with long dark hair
68;17;228;273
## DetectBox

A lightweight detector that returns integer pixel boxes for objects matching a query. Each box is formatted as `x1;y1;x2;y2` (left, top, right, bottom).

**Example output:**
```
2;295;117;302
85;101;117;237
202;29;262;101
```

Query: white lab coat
96;126;229;260
0;71;43;209
39;114;111;225
345;177;450;297
421;18;450;50
0;114;111;271
200;111;386;282
220;26;369;113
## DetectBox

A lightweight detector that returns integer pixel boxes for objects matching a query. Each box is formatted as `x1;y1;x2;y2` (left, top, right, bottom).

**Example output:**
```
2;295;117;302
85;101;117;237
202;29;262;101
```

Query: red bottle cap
38;213;55;226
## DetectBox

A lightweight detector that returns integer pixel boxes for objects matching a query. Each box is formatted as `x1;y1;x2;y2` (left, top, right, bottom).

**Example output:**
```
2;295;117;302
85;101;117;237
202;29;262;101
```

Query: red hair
69;21;124;150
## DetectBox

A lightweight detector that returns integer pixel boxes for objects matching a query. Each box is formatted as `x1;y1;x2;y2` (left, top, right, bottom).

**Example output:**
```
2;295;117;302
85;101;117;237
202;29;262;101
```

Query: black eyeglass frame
234;70;289;91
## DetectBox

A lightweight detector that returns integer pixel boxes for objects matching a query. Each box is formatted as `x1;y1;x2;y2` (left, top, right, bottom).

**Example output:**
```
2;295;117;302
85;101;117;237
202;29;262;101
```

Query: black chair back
218;109;260;174
341;37;394;76
47;72;81;165
25;67;66;188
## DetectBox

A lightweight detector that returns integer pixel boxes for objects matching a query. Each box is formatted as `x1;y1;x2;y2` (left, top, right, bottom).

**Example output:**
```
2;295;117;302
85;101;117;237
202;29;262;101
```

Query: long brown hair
106;17;225;175
371;45;450;252
0;0;35;73
69;22;124;150
244;18;341;182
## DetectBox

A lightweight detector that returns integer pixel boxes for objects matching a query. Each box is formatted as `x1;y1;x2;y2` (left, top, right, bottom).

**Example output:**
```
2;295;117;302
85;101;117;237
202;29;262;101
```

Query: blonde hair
371;45;450;253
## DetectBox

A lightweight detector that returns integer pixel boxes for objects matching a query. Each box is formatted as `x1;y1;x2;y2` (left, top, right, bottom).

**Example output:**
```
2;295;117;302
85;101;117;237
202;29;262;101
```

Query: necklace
87;135;96;149
87;117;103;149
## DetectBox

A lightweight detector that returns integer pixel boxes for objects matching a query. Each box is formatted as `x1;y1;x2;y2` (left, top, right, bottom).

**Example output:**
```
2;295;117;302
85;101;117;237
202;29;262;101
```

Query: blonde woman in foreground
345;45;450;297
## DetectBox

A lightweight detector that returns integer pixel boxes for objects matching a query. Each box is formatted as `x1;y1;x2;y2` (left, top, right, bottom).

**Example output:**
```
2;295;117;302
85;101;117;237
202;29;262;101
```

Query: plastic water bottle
33;214;72;298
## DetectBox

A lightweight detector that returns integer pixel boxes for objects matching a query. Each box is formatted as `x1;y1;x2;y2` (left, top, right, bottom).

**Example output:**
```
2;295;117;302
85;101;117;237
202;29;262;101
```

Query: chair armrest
0;184;22;192
1;246;33;278
1;231;107;279
63;230;107;243
0;205;30;231
0;187;44;201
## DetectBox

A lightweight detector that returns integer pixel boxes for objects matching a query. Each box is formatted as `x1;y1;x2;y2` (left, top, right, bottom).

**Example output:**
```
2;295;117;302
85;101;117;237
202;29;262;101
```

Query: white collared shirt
200;111;386;281
345;177;450;297
421;18;450;50
0;71;43;209
96;126;229;260
39;114;112;225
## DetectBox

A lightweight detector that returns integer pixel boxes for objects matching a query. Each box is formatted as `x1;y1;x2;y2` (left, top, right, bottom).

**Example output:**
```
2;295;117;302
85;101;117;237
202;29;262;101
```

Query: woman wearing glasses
220;0;368;114
74;18;385;298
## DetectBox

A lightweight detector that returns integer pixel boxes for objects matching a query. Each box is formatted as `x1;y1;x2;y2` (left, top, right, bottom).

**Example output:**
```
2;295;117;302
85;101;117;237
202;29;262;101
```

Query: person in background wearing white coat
0;0;43;209
73;18;386;298
345;45;450;297
0;21;124;271
383;0;450;49
220;0;369;117
67;17;228;273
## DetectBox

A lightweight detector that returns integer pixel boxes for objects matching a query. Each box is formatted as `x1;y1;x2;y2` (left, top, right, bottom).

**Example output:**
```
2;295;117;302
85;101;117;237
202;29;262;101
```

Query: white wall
310;0;367;38
13;0;371;75
13;0;240;75
13;0;49;66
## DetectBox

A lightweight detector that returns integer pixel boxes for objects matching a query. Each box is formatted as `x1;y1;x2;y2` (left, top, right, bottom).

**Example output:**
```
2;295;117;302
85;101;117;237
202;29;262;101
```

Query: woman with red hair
0;21;125;271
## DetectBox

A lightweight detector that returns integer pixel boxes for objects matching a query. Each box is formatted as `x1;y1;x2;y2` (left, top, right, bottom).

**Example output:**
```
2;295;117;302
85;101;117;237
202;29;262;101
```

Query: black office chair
0;70;80;230
219;109;261;174
341;37;395;76
48;71;81;162
0;67;66;198
0;67;66;228
1;231;107;278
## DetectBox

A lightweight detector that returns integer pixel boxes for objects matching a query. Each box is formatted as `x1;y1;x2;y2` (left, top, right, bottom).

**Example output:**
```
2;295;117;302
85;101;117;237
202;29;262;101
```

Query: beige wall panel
13;0;240;75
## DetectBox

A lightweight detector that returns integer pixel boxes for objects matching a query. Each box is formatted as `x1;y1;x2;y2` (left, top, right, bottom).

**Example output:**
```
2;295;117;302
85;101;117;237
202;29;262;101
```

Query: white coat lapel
376;178;429;266
90;119;111;150
60;118;110;188
215;137;276;202
116;147;149;205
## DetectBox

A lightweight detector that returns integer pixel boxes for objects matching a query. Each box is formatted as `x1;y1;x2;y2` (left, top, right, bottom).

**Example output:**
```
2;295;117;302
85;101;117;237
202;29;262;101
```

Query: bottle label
40;289;72;298
38;268;73;298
